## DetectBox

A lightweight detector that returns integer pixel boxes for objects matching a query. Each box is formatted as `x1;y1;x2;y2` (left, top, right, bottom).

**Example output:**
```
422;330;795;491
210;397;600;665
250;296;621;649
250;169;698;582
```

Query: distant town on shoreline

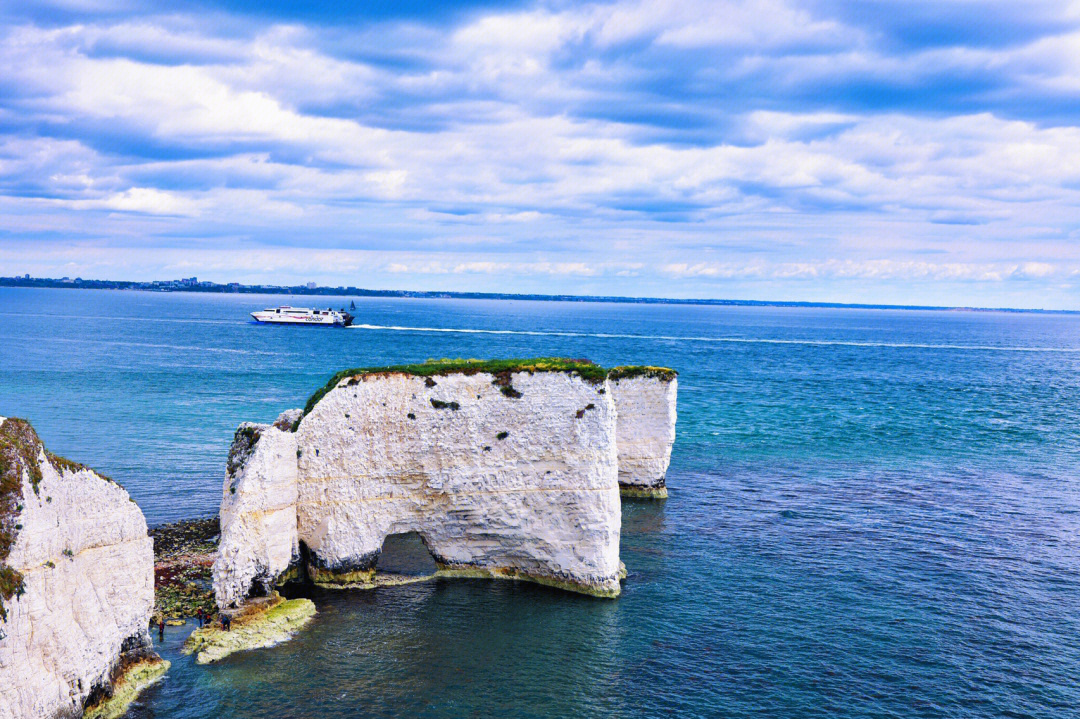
0;273;1074;314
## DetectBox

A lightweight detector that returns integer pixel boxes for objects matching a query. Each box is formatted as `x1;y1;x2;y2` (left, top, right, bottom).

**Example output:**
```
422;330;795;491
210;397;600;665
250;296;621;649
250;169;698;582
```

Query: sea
2;286;1079;719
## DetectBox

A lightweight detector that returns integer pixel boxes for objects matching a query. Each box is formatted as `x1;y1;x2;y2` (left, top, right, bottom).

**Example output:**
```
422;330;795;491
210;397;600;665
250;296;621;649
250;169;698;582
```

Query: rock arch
213;360;677;609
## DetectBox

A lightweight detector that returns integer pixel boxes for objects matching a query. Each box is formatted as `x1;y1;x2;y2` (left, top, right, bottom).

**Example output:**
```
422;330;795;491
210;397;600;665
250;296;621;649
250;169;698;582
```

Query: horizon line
0;275;1075;315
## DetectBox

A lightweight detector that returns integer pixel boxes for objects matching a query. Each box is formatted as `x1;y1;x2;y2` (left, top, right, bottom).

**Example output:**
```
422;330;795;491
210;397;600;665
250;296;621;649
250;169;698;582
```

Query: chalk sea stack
0;417;164;719
213;359;678;622
609;367;678;498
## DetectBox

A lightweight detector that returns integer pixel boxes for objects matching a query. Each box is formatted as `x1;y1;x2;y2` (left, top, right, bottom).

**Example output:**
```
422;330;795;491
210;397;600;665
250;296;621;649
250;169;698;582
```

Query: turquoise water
3;287;1080;718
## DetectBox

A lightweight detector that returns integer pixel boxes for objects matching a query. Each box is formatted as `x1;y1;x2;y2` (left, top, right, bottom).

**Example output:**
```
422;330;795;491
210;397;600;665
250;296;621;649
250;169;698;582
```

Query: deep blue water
2;287;1080;718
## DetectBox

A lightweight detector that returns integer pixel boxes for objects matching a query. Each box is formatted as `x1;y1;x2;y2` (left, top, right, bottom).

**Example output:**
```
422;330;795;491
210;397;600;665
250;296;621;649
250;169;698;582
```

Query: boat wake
349;323;1080;353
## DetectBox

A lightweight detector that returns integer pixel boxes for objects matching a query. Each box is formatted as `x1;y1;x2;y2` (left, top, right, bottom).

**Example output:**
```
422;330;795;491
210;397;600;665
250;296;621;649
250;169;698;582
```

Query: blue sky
1;1;1079;308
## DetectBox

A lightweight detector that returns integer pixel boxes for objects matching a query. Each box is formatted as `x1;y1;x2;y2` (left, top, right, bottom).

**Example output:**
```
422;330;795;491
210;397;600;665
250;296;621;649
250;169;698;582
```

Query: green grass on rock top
607;365;678;381
294;358;675;430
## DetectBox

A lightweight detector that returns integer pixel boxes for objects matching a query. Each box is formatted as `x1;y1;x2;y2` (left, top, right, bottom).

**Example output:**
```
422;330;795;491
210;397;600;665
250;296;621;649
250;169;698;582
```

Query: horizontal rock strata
0;417;158;719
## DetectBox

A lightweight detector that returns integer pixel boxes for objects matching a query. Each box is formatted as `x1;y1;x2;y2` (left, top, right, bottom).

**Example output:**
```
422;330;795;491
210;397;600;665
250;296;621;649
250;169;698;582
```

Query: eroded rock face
0;417;157;719
213;361;678;610
296;370;622;597
610;373;678;498
212;416;299;609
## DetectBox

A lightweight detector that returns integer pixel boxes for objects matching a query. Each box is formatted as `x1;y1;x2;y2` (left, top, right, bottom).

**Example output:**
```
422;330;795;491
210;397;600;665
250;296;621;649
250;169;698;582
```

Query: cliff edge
0;417;162;719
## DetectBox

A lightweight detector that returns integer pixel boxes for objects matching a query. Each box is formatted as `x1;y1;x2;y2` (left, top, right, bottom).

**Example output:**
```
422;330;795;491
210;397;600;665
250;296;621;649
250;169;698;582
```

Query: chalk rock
212;360;679;610
610;370;678;498
212;413;299;609
296;368;622;597
0;417;158;719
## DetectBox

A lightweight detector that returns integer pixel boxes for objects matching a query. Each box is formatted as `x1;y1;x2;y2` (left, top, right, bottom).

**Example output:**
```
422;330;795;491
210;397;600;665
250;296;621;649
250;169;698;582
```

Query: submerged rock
151;517;218;621
609;368;678;498
0;417;159;719
182;593;315;664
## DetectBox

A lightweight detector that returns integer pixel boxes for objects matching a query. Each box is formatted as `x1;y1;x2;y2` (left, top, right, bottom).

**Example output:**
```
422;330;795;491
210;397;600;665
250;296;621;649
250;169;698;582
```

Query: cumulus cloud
0;0;1078;306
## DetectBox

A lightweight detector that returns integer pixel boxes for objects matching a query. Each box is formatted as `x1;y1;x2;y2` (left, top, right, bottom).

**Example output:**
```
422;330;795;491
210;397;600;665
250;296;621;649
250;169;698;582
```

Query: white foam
349;324;1080;353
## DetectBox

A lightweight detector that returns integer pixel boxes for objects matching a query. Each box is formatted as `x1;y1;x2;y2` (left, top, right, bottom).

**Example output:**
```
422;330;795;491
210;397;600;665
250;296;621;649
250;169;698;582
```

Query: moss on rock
83;657;170;719
183;593;316;664
433;565;621;599
308;565;376;588
619;484;669;499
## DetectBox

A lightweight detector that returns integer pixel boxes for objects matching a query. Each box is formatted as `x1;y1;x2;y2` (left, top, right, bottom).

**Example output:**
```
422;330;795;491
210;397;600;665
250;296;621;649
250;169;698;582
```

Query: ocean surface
2;286;1080;718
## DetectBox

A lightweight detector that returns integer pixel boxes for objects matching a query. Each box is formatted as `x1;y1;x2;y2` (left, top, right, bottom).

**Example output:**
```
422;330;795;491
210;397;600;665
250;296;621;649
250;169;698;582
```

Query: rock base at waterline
182;594;315;664
433;565;622;598
619;483;669;499
308;563;623;597
83;657;170;719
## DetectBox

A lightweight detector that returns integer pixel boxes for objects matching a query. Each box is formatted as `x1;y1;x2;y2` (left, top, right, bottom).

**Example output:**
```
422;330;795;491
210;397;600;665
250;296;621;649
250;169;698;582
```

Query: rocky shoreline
150;517;219;623
182;593;315;664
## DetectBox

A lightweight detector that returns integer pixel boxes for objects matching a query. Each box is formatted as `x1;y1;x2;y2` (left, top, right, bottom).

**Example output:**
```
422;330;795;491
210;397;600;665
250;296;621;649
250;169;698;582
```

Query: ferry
250;305;354;327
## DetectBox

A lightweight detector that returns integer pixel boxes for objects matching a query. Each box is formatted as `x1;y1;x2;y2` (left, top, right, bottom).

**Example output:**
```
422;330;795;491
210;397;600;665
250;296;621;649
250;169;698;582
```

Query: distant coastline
0;274;1074;314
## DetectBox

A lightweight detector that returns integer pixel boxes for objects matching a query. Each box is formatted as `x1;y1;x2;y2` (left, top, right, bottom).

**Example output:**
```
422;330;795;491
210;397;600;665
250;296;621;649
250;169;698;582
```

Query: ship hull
250;310;354;326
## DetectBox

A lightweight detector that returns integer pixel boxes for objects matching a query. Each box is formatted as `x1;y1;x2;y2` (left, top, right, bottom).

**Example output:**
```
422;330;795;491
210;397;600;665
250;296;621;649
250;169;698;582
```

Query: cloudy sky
2;1;1079;308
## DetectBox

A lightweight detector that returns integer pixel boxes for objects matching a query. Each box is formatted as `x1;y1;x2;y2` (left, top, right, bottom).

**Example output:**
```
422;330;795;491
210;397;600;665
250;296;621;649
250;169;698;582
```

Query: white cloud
0;2;1079;305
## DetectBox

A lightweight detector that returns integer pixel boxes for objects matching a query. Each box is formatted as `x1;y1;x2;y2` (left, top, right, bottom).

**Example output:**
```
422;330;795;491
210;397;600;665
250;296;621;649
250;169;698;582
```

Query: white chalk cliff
213;360;677;609
610;370;678;498
0;417;159;719
212;414;300;609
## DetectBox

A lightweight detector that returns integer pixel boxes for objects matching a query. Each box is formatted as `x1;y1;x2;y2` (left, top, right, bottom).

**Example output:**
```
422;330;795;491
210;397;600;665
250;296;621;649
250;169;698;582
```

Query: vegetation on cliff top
226;425;262;478
607;366;678;381
294;358;623;429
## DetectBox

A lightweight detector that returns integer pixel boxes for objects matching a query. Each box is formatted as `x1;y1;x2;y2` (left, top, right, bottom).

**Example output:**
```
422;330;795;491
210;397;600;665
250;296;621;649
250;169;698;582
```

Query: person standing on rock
158;617;165;642
197;608;204;627
222;613;232;631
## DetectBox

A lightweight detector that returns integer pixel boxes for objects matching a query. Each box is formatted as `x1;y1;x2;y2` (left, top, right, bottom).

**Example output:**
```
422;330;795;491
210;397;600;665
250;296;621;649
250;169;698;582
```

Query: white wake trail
349;324;1080;353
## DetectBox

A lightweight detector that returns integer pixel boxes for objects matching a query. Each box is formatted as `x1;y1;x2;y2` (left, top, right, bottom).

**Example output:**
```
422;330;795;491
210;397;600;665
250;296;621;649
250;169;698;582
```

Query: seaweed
430;399;460;411
496;431;509;440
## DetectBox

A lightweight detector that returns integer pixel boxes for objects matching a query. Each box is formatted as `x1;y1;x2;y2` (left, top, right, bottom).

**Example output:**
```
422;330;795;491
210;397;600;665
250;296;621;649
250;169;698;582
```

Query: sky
1;1;1079;308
